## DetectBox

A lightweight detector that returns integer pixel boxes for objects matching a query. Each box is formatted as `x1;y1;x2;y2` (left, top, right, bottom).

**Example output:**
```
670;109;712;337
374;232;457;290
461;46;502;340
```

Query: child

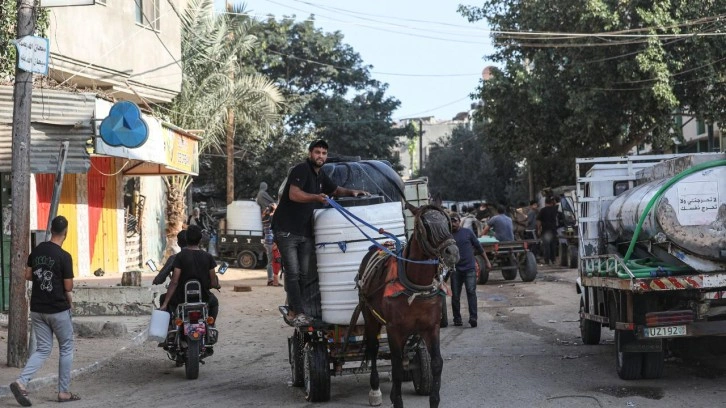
271;242;282;287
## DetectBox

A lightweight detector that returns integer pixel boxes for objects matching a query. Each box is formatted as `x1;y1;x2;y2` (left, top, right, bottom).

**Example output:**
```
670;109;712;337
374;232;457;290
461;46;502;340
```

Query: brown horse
356;205;459;408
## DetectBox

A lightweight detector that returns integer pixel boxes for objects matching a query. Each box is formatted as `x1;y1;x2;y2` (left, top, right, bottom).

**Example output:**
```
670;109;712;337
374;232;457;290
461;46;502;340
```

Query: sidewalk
0;314;150;398
0;267;268;398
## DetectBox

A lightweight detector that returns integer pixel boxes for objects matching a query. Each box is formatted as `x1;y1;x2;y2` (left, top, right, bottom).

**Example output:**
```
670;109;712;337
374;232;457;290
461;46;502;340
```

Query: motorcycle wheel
185;340;200;380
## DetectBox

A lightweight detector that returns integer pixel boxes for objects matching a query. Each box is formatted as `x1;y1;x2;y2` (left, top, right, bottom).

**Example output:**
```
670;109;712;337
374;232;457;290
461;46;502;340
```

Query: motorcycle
146;259;228;379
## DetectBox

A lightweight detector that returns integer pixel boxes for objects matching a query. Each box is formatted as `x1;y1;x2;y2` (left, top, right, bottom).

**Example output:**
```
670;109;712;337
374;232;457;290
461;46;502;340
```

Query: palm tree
160;0;284;256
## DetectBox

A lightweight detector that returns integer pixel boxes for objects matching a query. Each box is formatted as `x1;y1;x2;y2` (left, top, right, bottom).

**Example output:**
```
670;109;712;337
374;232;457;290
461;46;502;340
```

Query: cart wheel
520;252;537;282
579;297;601;345
568;245;578;269
289;334;304;387
304;342;331;402
615;330;642;380
412;342;432;396
476;255;489;285
559;242;569;267
642;350;664;379
237;250;257;269
501;254;518;281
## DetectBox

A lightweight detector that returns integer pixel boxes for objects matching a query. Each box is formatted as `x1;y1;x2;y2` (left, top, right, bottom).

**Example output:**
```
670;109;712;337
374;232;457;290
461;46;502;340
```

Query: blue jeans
264;243;274;281
19;309;74;393
275;231;313;315
450;268;477;323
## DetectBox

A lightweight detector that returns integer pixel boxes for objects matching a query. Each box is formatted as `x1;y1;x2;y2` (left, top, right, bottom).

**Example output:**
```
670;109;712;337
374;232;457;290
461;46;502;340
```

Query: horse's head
412;205;460;268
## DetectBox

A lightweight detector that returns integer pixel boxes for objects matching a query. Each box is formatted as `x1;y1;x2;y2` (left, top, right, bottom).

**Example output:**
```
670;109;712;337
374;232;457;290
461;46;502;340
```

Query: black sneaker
453;321;463;326
469;320;478;328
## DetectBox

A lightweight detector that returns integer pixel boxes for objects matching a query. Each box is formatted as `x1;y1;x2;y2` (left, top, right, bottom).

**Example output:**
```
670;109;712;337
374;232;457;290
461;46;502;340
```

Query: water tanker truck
574;153;726;380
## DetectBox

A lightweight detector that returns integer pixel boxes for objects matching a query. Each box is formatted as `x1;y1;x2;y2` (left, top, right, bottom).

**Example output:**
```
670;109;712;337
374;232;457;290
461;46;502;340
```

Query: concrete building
395;114;471;179
0;1;195;309
48;0;185;103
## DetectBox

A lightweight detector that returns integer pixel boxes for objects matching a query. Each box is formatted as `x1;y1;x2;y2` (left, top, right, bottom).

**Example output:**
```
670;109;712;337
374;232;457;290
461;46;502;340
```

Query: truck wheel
289;334;304;387
568;245;578;269
615;330;642;380
476;255;489;285
579;298;601;345
501;255;518;281
520;252;537;282
559;242;569;267
412;342;432;396
642;351;665;379
237;250;257;269
304;342;331;402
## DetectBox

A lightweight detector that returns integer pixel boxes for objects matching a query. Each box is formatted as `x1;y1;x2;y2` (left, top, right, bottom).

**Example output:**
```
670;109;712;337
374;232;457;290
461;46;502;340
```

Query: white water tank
314;197;405;325
404;177;429;239
226;200;263;234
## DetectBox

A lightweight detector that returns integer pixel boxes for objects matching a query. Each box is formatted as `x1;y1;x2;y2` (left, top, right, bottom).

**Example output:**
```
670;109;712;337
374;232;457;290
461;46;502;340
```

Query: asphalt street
4;266;726;408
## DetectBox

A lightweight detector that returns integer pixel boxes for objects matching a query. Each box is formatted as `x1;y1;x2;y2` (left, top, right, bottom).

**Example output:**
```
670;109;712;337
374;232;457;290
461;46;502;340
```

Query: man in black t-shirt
537;197;560;265
160;225;221;320
10;216;80;405
272;139;368;326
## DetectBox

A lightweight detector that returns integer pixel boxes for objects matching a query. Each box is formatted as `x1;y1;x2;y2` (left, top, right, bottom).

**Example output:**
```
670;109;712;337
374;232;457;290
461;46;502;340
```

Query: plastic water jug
148;309;170;342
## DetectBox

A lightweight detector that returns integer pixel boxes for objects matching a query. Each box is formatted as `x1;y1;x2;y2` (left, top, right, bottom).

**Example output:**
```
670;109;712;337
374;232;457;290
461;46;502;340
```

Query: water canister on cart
314;196;405;325
225;200;263;234
403;177;429;239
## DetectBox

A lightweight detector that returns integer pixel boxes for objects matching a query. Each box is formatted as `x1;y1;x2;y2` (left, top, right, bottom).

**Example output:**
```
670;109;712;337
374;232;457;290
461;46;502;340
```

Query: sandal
58;392;81;403
10;381;31;407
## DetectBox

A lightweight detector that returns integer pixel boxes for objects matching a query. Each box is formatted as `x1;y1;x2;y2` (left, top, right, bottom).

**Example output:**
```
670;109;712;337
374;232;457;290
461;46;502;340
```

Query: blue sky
213;0;494;121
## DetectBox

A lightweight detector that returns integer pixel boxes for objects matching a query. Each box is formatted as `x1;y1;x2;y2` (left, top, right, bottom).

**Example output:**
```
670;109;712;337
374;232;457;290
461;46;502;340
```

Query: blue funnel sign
99;101;149;148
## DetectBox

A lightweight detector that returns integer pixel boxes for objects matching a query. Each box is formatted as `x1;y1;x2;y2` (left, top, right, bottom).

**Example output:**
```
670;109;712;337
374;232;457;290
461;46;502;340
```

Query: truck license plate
645;325;686;338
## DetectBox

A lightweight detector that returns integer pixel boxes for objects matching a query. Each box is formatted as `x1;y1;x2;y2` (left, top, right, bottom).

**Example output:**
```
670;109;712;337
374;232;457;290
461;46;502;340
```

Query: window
135;0;160;31
96;0;106;4
697;119;706;135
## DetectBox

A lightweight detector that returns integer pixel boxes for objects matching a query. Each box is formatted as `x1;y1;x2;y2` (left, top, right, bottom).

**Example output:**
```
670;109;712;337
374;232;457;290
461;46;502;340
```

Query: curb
0;327;149;398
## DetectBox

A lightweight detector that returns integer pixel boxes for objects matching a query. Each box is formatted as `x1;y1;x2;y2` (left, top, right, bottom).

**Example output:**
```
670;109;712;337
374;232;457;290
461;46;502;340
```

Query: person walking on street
272;139;369;326
525;200;540;257
256;181;275;210
537;197;560;265
262;204;280;286
481;205;515;242
449;213;491;327
10;216;81;406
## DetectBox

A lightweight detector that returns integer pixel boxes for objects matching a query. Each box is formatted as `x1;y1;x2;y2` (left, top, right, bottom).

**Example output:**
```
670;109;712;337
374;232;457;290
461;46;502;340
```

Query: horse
355;205;460;408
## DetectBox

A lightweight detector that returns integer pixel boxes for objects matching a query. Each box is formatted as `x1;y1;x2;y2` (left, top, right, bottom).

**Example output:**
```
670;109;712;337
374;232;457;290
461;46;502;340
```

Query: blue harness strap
323;197;438;265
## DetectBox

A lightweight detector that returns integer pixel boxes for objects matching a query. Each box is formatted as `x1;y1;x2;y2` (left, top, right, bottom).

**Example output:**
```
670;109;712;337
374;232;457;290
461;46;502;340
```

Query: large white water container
314;197;405;325
404;178;429;239
226;200;263;234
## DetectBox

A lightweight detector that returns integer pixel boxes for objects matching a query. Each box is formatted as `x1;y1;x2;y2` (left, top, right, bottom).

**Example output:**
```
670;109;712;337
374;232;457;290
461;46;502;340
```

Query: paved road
6;267;726;407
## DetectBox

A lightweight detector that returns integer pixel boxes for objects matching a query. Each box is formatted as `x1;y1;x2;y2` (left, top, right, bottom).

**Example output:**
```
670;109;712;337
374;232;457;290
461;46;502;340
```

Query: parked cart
476;237;538;284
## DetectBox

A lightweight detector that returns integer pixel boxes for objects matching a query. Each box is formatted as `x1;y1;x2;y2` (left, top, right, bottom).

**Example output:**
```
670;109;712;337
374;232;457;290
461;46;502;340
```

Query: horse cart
476;238;538;284
280;196;457;406
282;314;434;402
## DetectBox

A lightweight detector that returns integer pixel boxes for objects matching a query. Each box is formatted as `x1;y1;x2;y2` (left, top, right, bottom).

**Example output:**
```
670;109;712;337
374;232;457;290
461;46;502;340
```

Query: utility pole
418;119;424;174
8;0;36;367
225;1;235;205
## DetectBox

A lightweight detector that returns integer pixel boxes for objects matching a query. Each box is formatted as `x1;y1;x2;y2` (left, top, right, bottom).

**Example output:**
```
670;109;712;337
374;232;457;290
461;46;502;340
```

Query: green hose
591;159;726;279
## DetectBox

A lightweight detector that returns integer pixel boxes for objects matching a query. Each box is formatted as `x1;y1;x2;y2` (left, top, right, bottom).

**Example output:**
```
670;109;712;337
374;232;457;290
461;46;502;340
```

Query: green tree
459;0;726;189
246;17;408;164
158;0;283;252
422;125;519;204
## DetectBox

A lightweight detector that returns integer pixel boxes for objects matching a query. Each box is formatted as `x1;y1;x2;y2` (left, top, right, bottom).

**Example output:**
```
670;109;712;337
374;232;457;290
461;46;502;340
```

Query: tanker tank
605;164;726;264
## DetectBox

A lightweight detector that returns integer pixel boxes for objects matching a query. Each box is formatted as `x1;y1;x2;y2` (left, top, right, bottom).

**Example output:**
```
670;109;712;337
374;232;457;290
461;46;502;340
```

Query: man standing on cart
273;139;369;326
